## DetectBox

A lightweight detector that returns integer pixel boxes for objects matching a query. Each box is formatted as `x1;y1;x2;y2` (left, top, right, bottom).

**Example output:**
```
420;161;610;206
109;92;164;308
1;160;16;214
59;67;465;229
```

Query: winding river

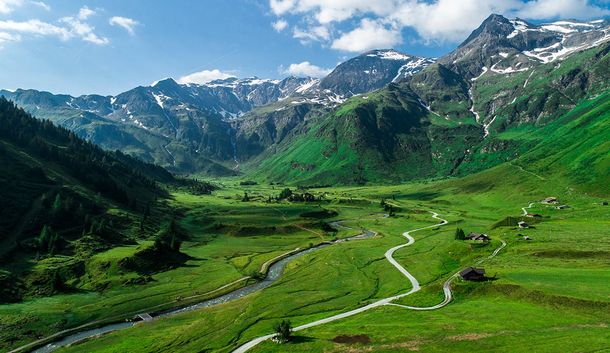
26;222;376;353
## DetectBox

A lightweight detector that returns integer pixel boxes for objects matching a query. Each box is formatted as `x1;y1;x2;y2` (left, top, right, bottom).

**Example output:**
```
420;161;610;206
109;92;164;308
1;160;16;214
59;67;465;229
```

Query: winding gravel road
232;213;453;353
233;209;512;352
16;207;512;353
522;202;536;216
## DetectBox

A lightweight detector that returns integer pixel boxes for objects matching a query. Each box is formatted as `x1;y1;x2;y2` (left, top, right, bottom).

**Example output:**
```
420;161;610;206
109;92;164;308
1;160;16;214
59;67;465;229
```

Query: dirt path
522;202;536;216
510;162;546;181
233;205;513;352
386;238;506;311
232;212;450;353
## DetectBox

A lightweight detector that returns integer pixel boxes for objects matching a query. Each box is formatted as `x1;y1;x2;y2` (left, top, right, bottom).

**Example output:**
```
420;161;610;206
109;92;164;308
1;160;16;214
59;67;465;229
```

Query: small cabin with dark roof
543;197;558;204
460;267;486;281
518;221;529;228
556;205;570;210
526;213;542;218
466;232;490;241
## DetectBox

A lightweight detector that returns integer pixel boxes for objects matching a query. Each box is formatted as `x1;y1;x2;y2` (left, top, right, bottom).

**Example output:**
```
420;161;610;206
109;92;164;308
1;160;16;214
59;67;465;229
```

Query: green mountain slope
250;84;479;184
248;42;609;187
516;93;610;193
0;98;199;303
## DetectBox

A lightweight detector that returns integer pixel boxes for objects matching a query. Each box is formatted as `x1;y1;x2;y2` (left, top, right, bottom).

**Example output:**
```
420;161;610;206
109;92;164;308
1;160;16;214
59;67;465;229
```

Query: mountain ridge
0;48;433;172
1;15;609;181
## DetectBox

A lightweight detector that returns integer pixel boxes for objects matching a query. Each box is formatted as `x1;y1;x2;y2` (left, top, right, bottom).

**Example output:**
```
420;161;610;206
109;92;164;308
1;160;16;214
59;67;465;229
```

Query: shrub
278;188;293;200
273;320;292;343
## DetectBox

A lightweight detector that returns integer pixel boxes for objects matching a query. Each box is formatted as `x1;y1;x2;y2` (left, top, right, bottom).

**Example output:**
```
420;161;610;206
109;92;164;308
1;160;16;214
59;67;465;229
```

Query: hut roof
459;267;485;277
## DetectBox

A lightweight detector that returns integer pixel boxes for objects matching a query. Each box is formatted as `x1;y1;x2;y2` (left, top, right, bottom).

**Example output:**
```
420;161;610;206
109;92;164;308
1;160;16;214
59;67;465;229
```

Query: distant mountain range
1;15;609;183
0;49;433;173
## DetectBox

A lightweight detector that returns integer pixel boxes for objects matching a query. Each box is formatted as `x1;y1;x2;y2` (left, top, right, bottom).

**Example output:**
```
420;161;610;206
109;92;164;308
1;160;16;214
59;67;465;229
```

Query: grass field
0;185;363;351
27;163;607;353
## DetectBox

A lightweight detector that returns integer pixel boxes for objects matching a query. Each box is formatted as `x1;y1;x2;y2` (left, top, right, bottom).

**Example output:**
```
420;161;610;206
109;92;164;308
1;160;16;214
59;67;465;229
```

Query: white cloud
0;31;20;45
60;15;109;45
391;0;610;43
269;0;610;48
0;1;50;14
0;0;51;14
0;19;71;39
77;6;95;20
109;16;139;35
331;19;402;52
31;1;50;11
0;9;109;45
0;5;148;47
281;61;332;77
0;5;113;46
517;0;610;19
269;0;297;15
272;19;288;32
390;0;519;43
0;0;23;14
177;69;236;84
293;24;330;43
269;0;397;24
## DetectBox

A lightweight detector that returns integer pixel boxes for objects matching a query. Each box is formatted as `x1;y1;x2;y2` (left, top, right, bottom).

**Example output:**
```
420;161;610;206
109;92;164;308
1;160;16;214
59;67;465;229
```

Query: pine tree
38;225;59;254
279;188;292;200
51;271;63;292
455;228;466;240
140;203;151;230
170;233;180;251
38;225;52;250
143;203;151;219
52;194;62;214
155;217;182;252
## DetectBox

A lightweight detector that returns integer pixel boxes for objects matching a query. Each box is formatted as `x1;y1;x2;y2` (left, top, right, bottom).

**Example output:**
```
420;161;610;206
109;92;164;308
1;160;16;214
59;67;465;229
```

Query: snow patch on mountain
523;29;610;63
295;78;319;94
240;77;281;86
497;18;610;66
508;18;605;40
392;57;435;82
471;67;488;81
507;19;536;38
368;50;412;61
152;92;170;109
490;63;529;74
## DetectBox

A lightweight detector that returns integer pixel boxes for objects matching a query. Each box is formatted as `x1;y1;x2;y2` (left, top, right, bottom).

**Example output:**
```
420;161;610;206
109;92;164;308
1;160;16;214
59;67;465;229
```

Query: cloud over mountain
269;0;610;46
177;69;237;84
280;61;332;77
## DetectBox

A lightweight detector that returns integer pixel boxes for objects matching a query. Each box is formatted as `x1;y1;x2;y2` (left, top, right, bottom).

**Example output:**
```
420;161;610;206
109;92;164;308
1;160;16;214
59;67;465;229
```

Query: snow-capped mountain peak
442;14;610;79
366;49;412;61
319;49;434;96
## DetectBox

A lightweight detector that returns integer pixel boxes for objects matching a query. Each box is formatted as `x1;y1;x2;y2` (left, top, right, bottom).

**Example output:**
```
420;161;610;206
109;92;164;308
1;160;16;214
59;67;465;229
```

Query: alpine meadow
0;1;609;353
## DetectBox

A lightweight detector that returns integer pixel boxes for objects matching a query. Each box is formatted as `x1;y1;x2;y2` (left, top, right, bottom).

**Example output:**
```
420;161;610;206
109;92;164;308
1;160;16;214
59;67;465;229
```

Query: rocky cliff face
246;15;610;185
441;14;610;80
319;49;434;96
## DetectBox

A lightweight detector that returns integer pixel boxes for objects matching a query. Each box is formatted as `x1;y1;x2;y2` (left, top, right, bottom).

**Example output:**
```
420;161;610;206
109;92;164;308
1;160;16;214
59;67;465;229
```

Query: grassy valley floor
17;163;606;353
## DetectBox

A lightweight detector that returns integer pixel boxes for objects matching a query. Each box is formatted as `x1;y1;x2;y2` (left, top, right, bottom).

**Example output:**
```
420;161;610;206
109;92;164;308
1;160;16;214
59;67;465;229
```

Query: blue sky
0;0;608;96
